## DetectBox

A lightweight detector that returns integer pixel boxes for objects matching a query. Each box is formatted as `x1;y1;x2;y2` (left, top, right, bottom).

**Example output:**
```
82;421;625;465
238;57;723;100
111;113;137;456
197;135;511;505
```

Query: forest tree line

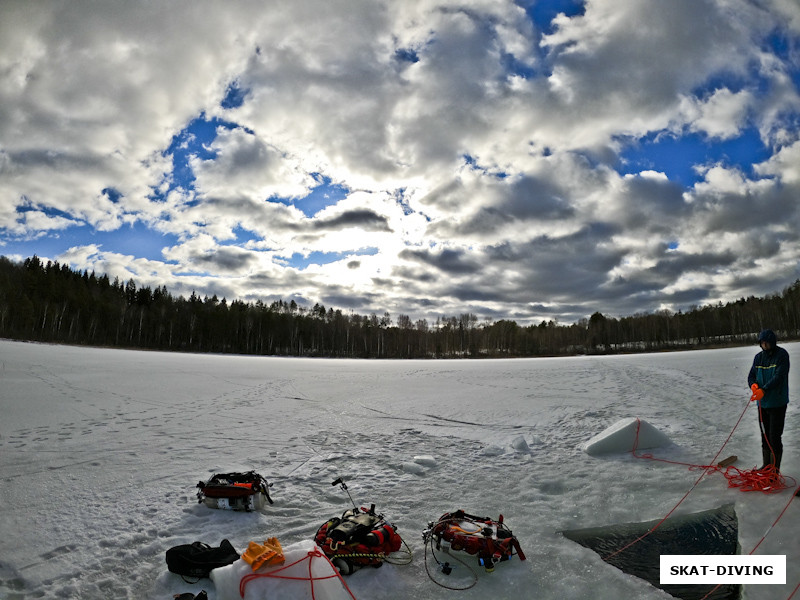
1;255;798;358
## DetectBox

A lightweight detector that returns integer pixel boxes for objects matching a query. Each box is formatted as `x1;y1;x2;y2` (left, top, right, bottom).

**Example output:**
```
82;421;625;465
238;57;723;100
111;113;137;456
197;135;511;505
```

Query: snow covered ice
1;338;799;599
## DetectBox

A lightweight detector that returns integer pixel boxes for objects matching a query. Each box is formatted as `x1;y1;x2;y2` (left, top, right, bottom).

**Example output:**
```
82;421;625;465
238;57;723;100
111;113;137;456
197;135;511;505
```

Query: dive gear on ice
314;506;403;575
196;471;273;511
421;509;526;591
313;478;409;575
424;509;525;571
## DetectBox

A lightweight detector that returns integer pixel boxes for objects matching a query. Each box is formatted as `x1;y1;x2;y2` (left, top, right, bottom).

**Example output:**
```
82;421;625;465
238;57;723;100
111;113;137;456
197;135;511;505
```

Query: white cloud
192;127;314;201
2;0;800;324
755;139;800;183
0;0;259;228
683;88;754;140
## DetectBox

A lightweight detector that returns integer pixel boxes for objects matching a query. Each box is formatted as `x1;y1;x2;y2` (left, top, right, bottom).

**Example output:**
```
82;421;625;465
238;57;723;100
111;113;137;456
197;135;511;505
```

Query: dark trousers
759;405;787;470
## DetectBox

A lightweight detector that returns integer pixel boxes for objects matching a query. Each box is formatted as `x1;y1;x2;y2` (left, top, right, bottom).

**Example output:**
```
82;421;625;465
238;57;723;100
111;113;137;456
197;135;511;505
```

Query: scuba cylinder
313;478;408;575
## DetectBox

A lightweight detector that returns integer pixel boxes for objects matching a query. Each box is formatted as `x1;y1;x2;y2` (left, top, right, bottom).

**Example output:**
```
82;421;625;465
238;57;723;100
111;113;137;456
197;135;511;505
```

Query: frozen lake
1;339;798;599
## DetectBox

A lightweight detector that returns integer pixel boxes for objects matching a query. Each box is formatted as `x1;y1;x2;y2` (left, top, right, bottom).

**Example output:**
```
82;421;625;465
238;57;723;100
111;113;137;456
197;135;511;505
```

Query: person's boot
760;445;772;470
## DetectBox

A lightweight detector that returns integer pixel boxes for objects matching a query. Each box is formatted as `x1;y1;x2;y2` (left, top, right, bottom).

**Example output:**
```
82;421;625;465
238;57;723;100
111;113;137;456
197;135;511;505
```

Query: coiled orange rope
632;403;794;493
239;546;357;600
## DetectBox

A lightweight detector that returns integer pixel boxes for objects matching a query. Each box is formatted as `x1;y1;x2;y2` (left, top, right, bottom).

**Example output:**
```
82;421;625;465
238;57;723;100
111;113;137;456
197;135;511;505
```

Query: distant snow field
1;339;798;599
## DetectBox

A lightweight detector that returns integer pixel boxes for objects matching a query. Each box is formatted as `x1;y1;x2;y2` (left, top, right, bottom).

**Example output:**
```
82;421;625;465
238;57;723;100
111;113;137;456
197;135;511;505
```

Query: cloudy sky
2;0;800;325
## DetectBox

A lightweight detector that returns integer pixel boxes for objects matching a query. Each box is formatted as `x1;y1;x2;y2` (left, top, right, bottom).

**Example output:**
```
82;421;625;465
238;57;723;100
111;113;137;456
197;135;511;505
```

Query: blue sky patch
287;247;378;270
1;219;180;264
88;222;180;261
501;51;536;79
102;187;123;203
221;81;248;109
617;127;770;186
274;174;350;218
523;0;585;35
161;115;241;197
393;188;415;217
15;203;76;221
220;224;261;247
395;48;420;63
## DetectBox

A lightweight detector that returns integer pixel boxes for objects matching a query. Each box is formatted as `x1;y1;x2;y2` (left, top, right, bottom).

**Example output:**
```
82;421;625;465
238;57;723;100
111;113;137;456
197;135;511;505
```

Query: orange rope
605;399;795;562
614;400;800;600
632;403;795;493
602;403;749;561
239;546;358;600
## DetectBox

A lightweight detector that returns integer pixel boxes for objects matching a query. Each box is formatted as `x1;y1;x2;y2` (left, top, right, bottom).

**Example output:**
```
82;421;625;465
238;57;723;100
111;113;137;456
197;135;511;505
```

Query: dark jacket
748;341;790;409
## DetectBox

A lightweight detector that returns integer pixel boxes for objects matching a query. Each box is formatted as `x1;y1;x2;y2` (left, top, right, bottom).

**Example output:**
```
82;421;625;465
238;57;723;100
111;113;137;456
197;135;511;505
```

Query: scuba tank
313;479;406;575
315;505;403;574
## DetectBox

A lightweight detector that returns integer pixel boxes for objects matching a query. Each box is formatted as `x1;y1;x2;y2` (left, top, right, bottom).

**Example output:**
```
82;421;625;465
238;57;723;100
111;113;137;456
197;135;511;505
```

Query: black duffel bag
166;539;239;581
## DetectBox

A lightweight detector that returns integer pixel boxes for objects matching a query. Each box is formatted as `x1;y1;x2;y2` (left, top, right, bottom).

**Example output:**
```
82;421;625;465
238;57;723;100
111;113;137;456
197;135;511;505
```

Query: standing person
747;329;790;472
